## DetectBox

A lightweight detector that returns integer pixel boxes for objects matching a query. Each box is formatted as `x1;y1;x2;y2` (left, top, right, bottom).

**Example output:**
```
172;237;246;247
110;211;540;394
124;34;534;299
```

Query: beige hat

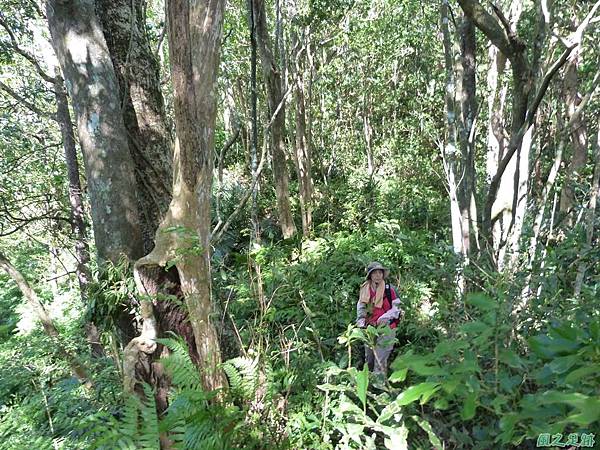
365;261;389;279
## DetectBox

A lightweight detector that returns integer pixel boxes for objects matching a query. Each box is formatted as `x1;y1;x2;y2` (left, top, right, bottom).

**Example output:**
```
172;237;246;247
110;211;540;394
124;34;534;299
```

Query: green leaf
460;321;489;335
528;334;580;358
381;423;408;450
346;423;365;444
389;368;408;383
409;359;444;376
499;349;525;369
465;293;496;311
411;416;443;449
395;382;440;406
590;320;600;340
433;397;449;410
564;365;600;384
433;340;467;357
356;364;369;411
461;391;478;420
547;355;578;374
378;401;402;424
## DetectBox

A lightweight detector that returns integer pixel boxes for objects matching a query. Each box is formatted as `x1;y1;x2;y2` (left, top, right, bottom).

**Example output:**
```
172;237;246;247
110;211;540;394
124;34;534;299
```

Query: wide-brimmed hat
365;261;389;279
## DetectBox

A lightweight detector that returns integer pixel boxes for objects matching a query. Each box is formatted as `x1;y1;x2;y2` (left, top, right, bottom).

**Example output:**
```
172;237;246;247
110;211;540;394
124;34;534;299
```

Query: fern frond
222;356;259;401
137;384;160;450
158;337;202;391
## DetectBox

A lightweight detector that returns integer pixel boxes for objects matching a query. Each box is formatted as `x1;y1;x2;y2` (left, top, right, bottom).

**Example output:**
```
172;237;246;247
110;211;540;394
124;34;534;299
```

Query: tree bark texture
127;0;228;394
96;0;173;252
458;16;477;256
47;0;144;263
253;0;297;239
248;0;260;241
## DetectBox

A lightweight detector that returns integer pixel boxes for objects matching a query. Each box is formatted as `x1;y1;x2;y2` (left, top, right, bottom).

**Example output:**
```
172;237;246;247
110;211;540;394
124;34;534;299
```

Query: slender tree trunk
574;122;600;297
363;96;374;178
0;252;91;386
486;45;508;257
96;0;173;252
458;16;478;256
559;53;588;226
53;71;103;357
46;0;143;264
248;0;260;242
253;0;297;238
521;128;563;303
292;27;313;236
441;0;465;259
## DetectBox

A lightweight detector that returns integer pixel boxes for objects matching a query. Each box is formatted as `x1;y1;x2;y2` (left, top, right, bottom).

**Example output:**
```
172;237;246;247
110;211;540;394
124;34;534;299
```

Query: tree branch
0;15;56;84
0;81;56;121
456;0;512;56
489;2;512;38
525;43;576;126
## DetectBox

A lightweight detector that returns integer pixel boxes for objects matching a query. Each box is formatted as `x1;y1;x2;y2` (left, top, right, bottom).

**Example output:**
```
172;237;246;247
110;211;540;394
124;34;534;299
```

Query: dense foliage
1;0;599;448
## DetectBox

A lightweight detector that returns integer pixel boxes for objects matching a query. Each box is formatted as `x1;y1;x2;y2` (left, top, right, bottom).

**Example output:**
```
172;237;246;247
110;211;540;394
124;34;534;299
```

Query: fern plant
88;336;242;450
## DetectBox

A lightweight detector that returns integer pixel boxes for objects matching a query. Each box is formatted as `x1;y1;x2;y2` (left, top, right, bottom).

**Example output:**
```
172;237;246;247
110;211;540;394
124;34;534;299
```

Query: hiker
356;261;403;376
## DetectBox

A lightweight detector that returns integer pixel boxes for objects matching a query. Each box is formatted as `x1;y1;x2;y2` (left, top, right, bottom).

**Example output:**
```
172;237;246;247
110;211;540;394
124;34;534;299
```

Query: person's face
370;269;384;283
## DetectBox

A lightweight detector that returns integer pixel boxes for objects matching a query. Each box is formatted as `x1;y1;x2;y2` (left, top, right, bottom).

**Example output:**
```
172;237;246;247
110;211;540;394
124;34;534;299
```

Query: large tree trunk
248;0;261;241
126;0;227;395
253;0;297;239
96;0;173;252
46;0;144;263
0;252;91;386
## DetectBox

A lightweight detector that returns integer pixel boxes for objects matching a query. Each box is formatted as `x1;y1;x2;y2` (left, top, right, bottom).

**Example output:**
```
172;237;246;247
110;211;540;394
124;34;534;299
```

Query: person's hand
356;318;366;328
376;316;391;326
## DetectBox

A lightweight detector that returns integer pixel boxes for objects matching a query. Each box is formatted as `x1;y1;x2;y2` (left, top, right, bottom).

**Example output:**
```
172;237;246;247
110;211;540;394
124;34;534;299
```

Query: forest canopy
0;0;598;448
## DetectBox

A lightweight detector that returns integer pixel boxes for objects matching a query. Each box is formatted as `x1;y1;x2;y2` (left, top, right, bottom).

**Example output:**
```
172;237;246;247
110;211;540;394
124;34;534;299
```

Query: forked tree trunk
458;0;574;270
253;0;297;238
47;0;144;263
125;0;227;394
